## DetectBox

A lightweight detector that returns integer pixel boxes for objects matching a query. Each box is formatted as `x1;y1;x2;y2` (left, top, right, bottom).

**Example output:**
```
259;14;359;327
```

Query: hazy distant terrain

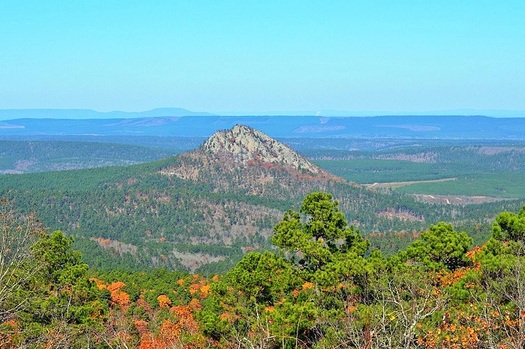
0;107;214;119
2;112;525;139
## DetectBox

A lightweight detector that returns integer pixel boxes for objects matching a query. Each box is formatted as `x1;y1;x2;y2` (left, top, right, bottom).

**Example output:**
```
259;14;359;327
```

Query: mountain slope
159;125;344;197
2;125;521;273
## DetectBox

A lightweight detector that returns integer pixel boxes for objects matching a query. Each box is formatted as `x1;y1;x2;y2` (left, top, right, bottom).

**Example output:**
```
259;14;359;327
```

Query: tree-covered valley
3;191;525;348
2;123;525;348
1;126;523;274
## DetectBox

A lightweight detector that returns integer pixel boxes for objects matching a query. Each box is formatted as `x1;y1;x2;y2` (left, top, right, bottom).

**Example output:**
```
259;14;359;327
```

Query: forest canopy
2;193;525;348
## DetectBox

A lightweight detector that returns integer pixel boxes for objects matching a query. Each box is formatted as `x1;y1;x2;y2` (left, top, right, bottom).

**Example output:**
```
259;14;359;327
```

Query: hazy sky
1;1;524;114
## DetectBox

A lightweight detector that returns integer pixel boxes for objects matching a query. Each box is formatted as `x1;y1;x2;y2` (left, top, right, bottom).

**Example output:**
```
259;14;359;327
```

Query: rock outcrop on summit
201;125;321;174
160;125;343;197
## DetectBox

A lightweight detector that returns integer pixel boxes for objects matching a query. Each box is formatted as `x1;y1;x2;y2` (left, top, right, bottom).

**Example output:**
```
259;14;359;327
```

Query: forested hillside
3;193;525;348
0;140;173;173
0;126;523;273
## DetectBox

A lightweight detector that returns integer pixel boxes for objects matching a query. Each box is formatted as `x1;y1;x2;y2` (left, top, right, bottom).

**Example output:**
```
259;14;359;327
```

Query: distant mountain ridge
2;114;525;139
0;108;214;120
3;108;523;119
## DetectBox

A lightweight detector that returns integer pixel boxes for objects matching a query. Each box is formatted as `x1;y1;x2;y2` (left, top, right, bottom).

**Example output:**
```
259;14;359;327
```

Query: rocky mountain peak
201;125;320;174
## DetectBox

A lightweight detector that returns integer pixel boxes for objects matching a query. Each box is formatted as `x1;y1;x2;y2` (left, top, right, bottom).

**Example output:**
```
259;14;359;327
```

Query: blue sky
1;1;524;115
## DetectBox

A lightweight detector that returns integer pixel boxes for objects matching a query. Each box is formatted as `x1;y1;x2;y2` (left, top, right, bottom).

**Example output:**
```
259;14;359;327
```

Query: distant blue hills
0;108;214;120
1;109;525;139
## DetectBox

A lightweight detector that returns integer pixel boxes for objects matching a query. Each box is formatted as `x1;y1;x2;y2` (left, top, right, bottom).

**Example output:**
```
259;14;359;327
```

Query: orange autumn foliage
0;320;18;347
137;336;165;349
107;281;125;293
157;294;172;308
134;319;149;336
440;268;469;287
302;282;314;290
188;277;211;299
134;303;203;349
219;312;236;323
188;298;202;311
89;277;107;291
160;319;182;339
418;306;489;349
199;284;210;298
170;305;199;334
419;323;480;349
465;245;483;261
189;283;201;295
107;281;131;310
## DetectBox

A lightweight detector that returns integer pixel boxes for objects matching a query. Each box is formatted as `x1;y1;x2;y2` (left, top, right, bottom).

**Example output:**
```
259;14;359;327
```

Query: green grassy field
395;173;525;199
315;159;464;183
315;159;525;199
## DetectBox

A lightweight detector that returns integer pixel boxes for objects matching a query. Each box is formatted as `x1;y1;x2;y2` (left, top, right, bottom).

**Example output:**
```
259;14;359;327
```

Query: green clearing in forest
395;173;525;199
315;158;525;199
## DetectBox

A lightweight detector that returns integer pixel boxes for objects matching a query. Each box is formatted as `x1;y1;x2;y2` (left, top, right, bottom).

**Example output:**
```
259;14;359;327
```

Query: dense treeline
307;143;525;173
1;153;523;274
2;193;525;348
0;140;175;173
